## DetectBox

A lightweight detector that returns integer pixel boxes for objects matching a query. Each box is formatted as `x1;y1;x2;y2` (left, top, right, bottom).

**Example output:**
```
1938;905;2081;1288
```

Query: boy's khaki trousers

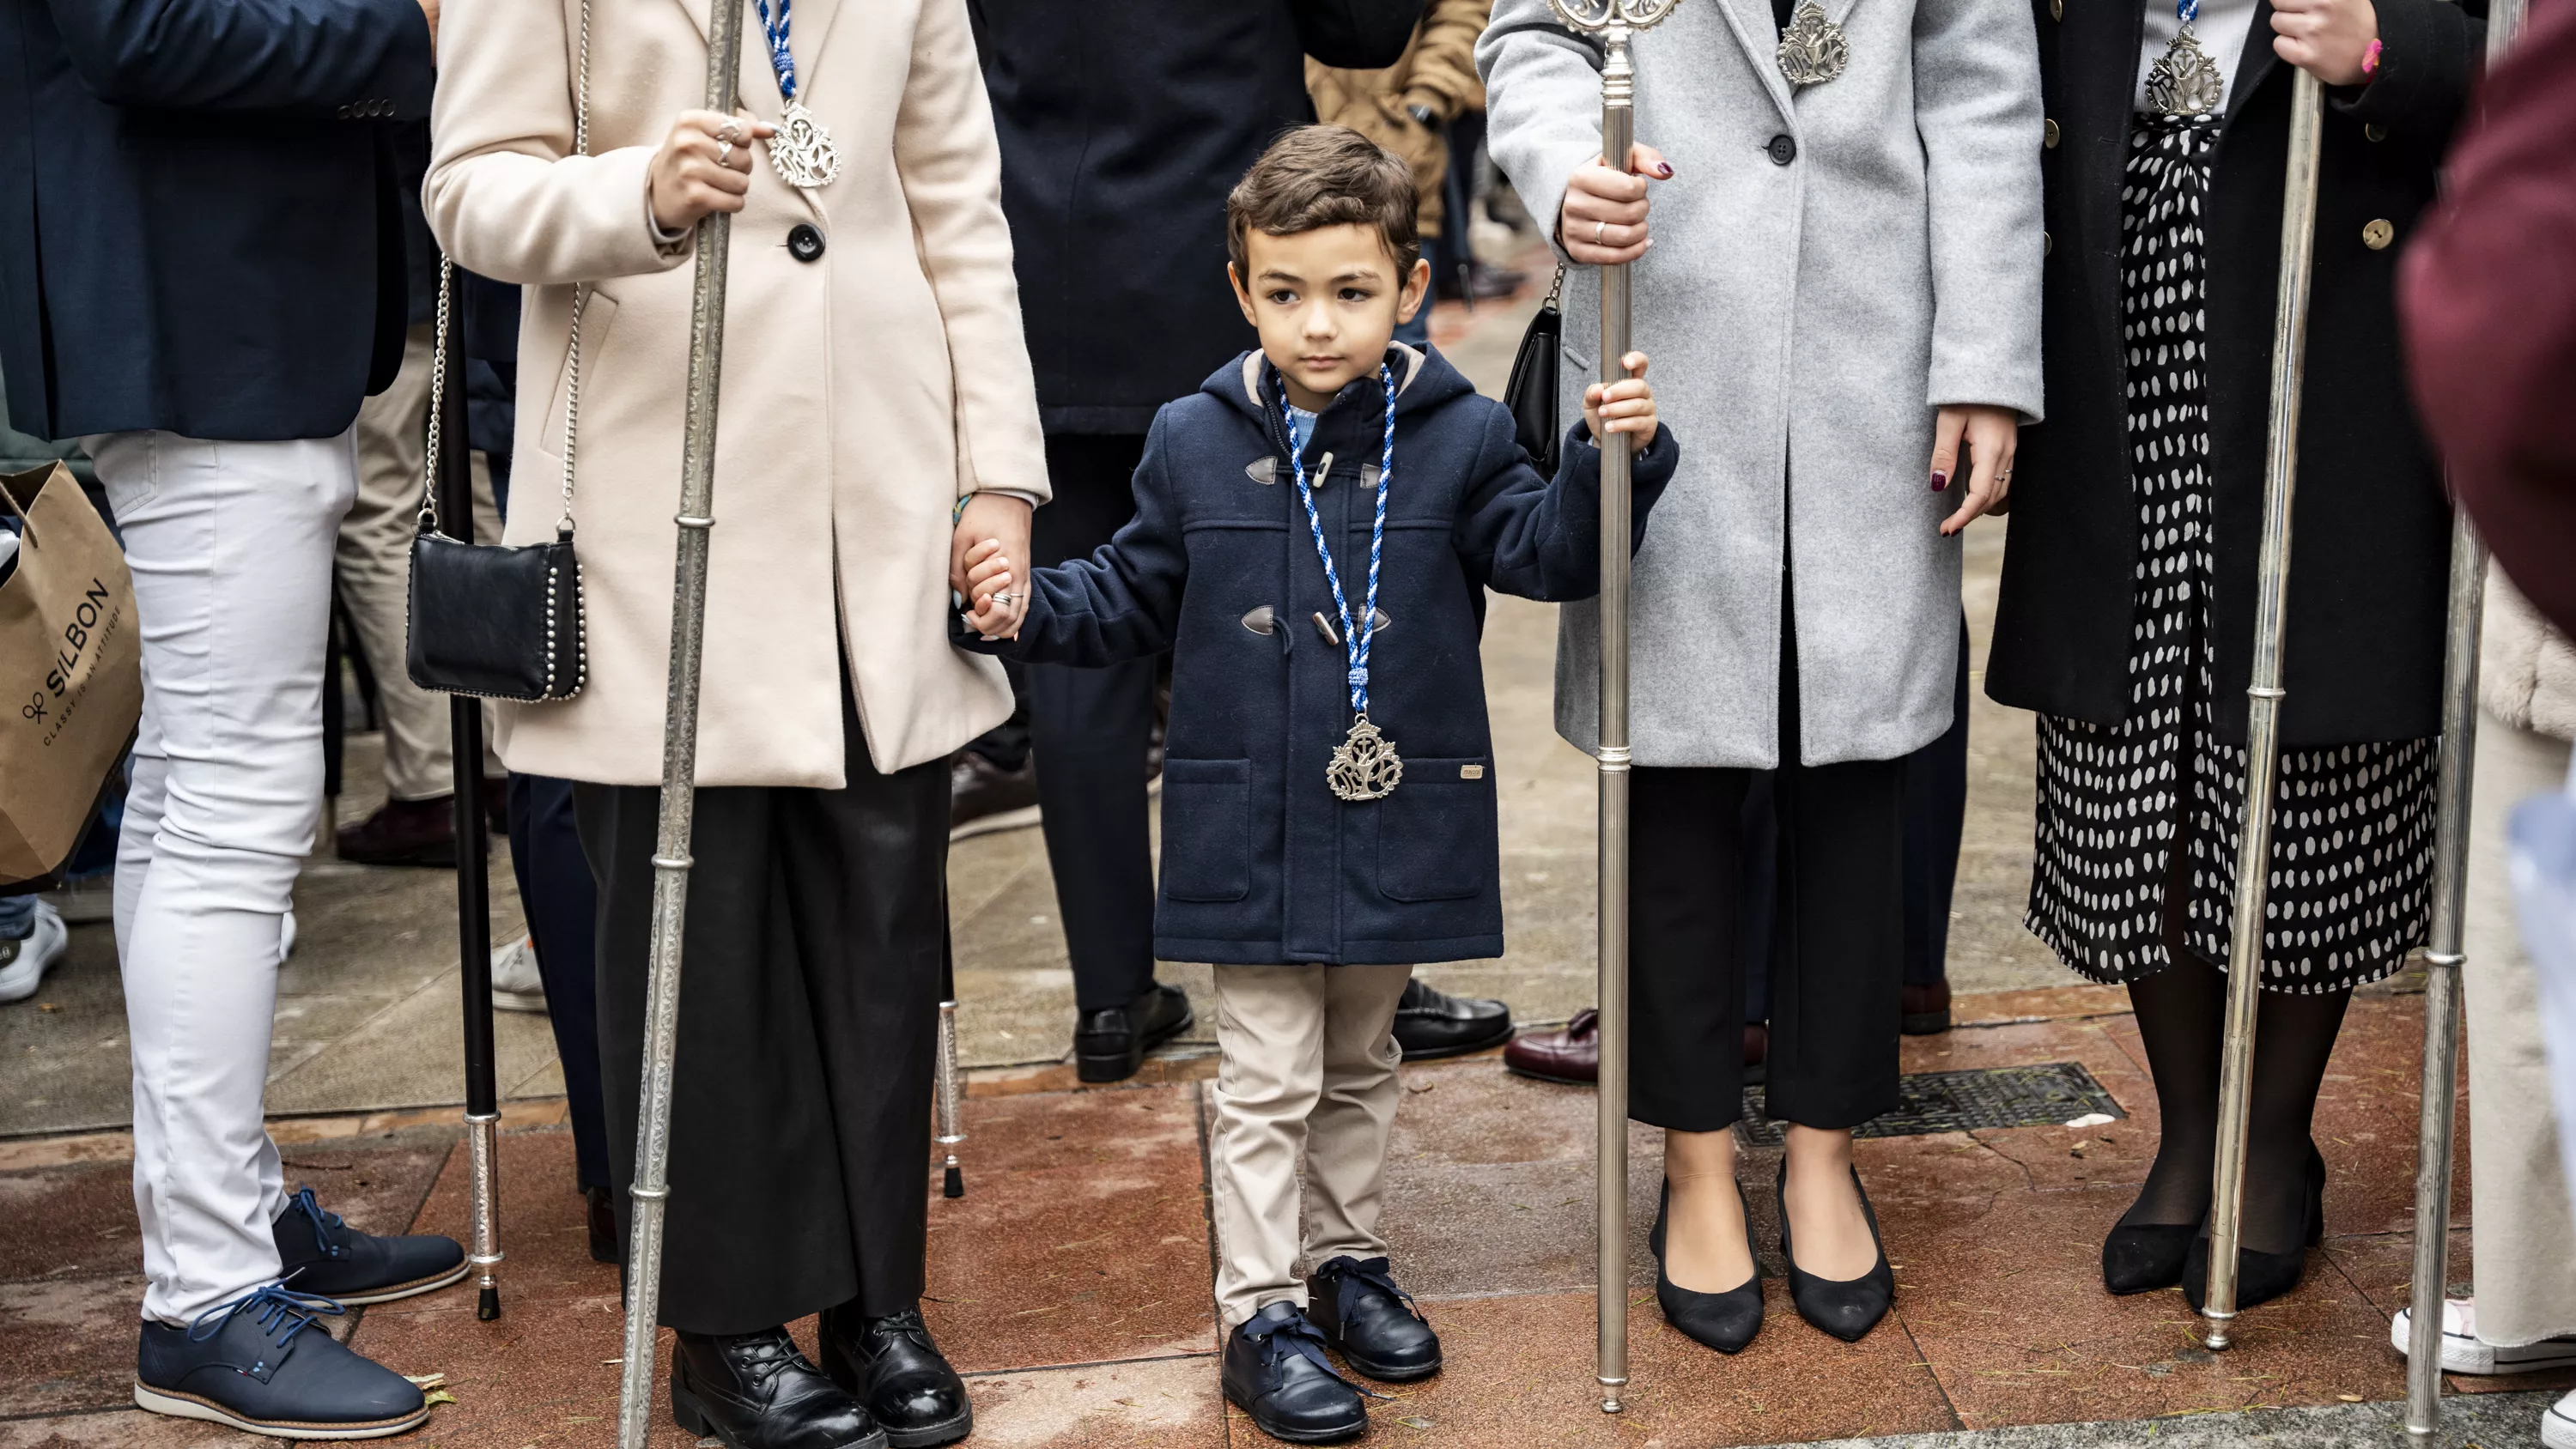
1210;962;1412;1330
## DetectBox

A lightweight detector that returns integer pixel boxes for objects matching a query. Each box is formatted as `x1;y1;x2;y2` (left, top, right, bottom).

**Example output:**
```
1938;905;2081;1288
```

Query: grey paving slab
1769;1390;2561;1449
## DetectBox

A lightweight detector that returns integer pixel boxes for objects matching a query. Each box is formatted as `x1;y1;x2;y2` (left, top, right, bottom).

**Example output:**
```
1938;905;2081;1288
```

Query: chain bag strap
401;0;592;702
1504;264;1567;476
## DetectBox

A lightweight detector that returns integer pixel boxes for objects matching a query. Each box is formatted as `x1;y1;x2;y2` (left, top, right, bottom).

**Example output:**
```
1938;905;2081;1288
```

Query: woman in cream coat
1482;0;2041;1354
428;0;1042;1442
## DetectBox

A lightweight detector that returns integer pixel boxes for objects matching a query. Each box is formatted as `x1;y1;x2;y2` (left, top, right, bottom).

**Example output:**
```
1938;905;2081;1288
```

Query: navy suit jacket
0;0;435;443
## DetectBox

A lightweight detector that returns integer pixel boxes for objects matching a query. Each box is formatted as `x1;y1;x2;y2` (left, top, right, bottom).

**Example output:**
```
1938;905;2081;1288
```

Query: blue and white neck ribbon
746;0;841;188
751;0;801;102
1283;366;1395;718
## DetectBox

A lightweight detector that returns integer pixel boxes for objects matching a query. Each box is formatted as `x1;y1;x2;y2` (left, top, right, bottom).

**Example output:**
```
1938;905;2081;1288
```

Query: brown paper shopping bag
0;463;142;883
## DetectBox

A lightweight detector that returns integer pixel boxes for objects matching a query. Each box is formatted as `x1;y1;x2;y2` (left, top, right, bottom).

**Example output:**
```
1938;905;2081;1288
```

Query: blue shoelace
1242;1306;1384;1398
186;1282;346;1357
1281;364;1396;718
287;1185;349;1260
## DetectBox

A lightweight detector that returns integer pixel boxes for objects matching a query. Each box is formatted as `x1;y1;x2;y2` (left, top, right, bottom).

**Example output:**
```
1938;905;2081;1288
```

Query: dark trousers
1631;592;1905;1132
1744;610;1969;1020
574;682;948;1333
1028;433;1161;1011
505;772;610;1190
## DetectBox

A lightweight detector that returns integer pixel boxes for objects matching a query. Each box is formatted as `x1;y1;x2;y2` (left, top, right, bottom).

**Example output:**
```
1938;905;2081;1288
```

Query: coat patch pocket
1160;758;1252;903
1375;757;1496;902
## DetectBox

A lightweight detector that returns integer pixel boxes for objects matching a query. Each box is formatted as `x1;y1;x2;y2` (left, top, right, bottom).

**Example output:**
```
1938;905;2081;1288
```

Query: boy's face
1230;223;1432;414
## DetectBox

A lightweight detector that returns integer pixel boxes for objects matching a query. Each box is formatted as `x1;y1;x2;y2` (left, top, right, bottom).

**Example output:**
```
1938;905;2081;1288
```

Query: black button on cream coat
965;346;1678;965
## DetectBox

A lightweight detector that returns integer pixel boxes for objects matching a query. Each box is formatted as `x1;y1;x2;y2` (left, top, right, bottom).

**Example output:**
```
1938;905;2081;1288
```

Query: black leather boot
671;1327;885;1449
1307;1256;1441;1380
1072;982;1194;1083
586;1185;621;1266
1220;1302;1366;1444
818;1303;973;1448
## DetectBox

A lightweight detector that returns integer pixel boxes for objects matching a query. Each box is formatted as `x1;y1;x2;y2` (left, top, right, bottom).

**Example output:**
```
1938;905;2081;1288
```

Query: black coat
966;347;1676;966
0;0;434;442
1986;0;2482;745
968;0;1424;435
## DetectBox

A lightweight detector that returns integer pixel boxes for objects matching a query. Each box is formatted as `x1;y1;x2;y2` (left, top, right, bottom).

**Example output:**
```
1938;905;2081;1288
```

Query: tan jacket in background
425;0;1047;788
1306;0;1492;238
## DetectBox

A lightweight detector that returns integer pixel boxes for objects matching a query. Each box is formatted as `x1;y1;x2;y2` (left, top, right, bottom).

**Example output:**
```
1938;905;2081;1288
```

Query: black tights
2120;948;2350;1253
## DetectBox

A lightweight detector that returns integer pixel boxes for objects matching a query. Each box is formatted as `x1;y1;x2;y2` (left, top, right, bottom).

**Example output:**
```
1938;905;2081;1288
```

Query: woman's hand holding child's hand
1583;352;1656;446
961;538;1023;640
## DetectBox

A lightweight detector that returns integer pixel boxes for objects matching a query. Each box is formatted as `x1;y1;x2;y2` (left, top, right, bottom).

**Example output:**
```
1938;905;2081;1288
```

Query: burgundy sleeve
2399;0;2576;637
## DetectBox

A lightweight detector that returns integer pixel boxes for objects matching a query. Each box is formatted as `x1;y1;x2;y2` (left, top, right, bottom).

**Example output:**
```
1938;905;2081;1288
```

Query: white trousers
341;324;499;801
87;430;356;1324
1209;962;1411;1330
2466;707;2576;1346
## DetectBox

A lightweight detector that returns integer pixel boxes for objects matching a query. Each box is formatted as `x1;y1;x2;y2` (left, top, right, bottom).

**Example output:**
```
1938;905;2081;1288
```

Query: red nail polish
1931;470;1949;492
1656;162;1674;178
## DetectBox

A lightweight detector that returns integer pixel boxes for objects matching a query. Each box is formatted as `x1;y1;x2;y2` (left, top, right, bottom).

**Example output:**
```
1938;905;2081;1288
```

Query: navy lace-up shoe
1305;1256;1441;1380
134;1283;428;1439
273;1185;468;1305
1220;1301;1367;1444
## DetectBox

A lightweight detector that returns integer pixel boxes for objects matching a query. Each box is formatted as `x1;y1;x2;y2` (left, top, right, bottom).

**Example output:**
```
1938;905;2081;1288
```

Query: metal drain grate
1737;1061;2123;1146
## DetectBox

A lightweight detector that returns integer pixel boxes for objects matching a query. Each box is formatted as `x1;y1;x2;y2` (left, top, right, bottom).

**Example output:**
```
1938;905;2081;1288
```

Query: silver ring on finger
993;592;1019;607
716;139;733;165
1595;220;1607;245
717;120;741;143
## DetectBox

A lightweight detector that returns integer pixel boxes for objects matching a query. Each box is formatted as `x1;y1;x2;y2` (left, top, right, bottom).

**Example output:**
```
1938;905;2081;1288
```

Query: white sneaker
279;910;297;963
489;936;548;1014
2545;1388;2576;1449
0;900;69;1003
2391;1299;2576;1374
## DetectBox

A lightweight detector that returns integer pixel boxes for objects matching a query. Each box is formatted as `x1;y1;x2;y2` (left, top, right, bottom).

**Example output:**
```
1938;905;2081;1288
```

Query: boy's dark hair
1226;125;1421;279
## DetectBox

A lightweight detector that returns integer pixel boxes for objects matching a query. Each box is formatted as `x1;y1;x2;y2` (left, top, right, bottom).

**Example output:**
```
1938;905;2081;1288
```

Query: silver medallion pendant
1777;0;1850;88
769;100;842;190
2145;24;2226;117
1326;716;1404;802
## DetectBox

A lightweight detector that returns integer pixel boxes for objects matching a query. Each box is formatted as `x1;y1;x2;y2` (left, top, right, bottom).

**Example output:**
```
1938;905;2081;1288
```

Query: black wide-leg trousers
575;682;948;1334
1630;590;1906;1133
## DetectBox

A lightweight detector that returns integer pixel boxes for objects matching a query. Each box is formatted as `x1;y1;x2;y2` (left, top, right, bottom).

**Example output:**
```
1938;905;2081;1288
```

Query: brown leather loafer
1504;1009;1597;1084
336;796;458;868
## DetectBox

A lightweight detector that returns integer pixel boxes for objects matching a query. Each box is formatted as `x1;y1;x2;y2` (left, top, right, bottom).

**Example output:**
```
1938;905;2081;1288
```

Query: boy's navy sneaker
274;1185;469;1304
1221;1301;1367;1444
1306;1256;1441;1380
134;1284;428;1439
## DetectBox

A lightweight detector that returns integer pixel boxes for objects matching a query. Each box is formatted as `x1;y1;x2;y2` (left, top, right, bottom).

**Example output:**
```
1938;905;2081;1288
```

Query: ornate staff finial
1550;0;1681;112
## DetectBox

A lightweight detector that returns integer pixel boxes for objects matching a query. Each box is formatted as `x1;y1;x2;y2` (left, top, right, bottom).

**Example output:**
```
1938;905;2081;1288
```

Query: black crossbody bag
404;259;589;703
1504;264;1568;475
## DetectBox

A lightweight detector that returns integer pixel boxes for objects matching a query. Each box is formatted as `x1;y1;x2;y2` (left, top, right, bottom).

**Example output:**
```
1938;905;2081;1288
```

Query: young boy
957;125;1675;1445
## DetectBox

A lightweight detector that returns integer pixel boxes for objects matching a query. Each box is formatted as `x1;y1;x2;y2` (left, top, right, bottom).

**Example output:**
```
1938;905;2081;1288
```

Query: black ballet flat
1649;1179;1765;1355
1776;1160;1894;1343
2102;1220;2198;1295
2181;1143;2327;1315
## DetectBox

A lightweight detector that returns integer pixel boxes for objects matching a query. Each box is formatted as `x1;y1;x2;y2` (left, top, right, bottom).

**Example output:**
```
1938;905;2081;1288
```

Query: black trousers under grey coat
576;682;947;1335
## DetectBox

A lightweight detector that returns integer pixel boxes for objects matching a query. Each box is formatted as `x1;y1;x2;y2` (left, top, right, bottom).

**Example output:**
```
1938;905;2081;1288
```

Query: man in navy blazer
0;1;473;1437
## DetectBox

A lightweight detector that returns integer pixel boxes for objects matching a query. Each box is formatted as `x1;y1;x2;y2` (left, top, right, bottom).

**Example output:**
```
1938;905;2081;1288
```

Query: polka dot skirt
2026;114;2437;995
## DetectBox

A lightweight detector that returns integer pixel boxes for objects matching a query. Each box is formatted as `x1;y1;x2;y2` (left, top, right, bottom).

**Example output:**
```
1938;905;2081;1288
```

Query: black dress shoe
1776;1161;1895;1343
2181;1143;2326;1314
271;1185;468;1305
1390;978;1514;1061
2102;1218;2198;1295
818;1303;972;1448
1072;982;1194;1083
587;1185;621;1266
1221;1302;1366;1444
1649;1179;1765;1354
671;1327;885;1449
1307;1256;1441;1380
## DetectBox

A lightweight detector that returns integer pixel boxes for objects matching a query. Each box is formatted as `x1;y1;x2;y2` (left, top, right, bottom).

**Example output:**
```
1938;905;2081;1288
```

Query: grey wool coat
1479;0;2044;767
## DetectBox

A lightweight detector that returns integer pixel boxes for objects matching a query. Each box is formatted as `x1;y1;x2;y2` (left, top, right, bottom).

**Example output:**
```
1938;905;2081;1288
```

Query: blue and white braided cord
752;0;799;100
1282;365;1394;716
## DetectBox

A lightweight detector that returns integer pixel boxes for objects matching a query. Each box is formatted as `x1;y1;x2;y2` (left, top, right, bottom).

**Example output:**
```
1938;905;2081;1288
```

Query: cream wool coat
425;0;1046;787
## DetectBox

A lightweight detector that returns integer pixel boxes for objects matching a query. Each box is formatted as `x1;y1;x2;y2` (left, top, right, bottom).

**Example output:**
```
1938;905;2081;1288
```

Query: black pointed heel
1776;1160;1894;1343
2102;1220;2198;1295
2181;1143;2327;1314
1649;1179;1765;1355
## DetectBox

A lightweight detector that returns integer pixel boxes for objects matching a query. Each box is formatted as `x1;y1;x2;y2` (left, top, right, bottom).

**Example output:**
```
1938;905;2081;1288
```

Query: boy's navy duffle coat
968;343;1676;967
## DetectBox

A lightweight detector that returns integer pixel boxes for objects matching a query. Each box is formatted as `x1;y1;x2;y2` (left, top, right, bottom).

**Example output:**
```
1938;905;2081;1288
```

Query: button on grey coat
1479;0;2044;767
